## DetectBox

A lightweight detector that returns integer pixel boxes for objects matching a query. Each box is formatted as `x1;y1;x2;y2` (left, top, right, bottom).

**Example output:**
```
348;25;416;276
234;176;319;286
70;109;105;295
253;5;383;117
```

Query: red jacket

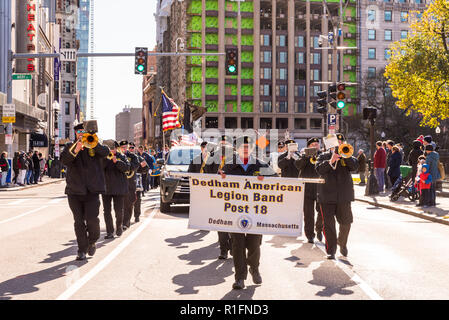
373;147;386;169
419;172;432;190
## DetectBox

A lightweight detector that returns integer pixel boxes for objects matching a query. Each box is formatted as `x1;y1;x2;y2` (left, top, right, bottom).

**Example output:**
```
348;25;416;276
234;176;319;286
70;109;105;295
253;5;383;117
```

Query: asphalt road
1;181;449;300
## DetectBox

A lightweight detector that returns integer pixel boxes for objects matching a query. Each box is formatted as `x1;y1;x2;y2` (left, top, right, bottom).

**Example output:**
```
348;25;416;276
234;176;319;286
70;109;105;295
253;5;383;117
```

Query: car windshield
166;148;201;165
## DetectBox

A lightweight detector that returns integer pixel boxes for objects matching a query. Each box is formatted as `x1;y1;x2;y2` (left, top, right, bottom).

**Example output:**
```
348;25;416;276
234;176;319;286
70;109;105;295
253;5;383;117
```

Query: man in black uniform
294;137;323;243
278;139;300;178
315;133;358;260
188;141;209;173
133;143;148;223
220;136;277;290
102;141;130;239
61;121;109;261
120;141;140;230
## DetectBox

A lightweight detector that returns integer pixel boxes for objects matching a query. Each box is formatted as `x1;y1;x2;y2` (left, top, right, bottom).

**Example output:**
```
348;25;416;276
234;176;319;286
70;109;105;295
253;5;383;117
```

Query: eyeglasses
76;130;85;134
129;147;135;150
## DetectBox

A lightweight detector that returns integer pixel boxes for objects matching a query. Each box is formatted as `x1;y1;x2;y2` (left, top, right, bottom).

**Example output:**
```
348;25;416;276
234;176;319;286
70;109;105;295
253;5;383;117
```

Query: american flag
162;91;181;132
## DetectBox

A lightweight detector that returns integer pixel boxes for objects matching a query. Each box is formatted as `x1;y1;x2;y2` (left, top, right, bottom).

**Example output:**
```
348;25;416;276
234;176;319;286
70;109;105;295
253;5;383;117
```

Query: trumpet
337;143;354;158
81;132;98;149
107;151;115;160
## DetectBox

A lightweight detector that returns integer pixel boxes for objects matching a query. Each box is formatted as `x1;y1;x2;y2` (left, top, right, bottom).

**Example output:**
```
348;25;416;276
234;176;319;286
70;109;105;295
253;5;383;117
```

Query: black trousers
33;168;40;183
123;189;137;228
142;173;149;192
67;192;101;254
133;191;142;219
102;194;124;235
303;197;323;240
218;232;231;253
230;233;262;281
319;202;353;255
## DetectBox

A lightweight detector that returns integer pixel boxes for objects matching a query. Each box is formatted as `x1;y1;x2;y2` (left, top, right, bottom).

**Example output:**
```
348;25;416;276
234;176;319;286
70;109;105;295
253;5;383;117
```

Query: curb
0;178;64;192
355;197;449;227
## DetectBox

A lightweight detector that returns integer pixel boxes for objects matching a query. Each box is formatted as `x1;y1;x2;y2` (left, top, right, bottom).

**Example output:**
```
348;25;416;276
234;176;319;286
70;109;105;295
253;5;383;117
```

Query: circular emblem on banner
237;216;253;231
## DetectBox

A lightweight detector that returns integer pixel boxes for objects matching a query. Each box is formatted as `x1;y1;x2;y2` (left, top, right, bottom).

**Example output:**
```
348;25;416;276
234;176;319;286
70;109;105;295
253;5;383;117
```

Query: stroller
389;165;420;202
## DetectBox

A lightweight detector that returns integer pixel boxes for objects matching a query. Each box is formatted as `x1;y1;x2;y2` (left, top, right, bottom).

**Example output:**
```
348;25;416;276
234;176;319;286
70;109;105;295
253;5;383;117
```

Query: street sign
60;49;77;62
5;134;13;145
328;113;337;126
2;104;16;123
12;74;32;80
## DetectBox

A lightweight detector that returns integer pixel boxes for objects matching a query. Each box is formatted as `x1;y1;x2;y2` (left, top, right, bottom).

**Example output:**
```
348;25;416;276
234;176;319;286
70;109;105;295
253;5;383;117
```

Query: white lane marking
0;206;49;225
8;199;30;205
49;198;65;204
56;206;158;300
314;241;383;300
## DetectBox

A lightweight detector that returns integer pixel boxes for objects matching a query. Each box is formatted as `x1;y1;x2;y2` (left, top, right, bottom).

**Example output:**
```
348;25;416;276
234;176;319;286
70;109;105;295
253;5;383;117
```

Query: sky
90;0;157;139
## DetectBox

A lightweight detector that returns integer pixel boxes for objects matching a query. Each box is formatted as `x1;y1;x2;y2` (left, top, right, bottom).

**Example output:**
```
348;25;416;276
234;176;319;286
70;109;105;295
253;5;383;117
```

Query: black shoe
307;238;314;244
232;279;245;290
87;243;96;257
327;254;335;260
76;252;87;261
104;233;114;240
116;227;123;237
317;232;323;242
123;225;128;231
135;217;140;223
340;245;348;257
218;251;228;260
249;267;262;284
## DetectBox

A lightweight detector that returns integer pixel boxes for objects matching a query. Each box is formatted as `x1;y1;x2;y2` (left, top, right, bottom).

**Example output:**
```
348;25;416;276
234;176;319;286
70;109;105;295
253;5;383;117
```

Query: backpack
438;160;445;180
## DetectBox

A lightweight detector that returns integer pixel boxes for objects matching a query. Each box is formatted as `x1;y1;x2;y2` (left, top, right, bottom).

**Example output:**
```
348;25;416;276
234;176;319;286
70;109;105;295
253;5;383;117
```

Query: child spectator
415;155;426;207
417;164;432;208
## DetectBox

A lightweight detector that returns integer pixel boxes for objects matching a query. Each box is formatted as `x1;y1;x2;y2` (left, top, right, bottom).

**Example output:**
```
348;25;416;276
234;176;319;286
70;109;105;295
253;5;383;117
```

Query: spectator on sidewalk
385;141;397;188
424;144;440;207
374;141;387;192
39;153;45;182
388;145;402;187
12;152;20;185
423;135;437;151
417;164;432;208
415;155;427;207
0;151;9;187
25;151;33;185
18;152;27;186
357;149;367;185
408;140;423;180
32;151;40;184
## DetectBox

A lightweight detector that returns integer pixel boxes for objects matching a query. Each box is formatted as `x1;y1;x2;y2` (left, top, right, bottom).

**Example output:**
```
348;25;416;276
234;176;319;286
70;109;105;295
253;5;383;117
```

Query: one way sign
60;49;77;62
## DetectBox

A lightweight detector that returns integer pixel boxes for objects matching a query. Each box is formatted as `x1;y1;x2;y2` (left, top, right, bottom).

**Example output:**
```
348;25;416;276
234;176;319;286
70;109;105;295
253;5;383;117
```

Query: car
159;145;202;213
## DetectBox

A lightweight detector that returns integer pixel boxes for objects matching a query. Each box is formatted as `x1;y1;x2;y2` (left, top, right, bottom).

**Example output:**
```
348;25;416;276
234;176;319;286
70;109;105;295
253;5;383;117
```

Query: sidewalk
354;184;449;226
0;176;65;192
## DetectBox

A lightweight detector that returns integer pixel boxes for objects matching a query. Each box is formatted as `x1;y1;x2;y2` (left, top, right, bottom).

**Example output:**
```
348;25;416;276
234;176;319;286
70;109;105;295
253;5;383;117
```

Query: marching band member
220;136;277;290
315;133;358;260
61;122;109;261
278;139;300;178
102;141;130;239
294;138;323;243
133;144;148;223
120;141;140;230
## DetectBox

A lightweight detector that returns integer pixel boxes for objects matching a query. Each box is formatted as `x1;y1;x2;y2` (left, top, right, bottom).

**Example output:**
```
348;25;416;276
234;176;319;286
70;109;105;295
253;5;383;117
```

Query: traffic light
316;90;328;114
336;82;346;109
135;47;148;75
225;48;238;75
328;84;337;109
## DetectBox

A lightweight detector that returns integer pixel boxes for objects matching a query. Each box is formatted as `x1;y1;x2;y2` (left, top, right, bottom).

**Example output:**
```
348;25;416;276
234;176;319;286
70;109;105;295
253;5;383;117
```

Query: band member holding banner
294;138;323;243
315;133;358;260
102;141;130;239
120;141;140;230
61;121;109;261
188;141;208;173
220;136;277;290
278;139;300;178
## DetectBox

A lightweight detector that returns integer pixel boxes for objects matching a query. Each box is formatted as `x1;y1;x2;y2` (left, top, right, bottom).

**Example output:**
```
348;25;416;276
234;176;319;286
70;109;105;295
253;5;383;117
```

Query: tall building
115;106;142;142
155;0;358;146
76;0;91;119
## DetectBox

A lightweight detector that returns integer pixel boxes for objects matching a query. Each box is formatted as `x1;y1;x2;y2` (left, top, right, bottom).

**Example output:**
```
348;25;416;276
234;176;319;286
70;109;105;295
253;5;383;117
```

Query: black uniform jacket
315;149;358;204
188;153;205;173
221;155;277;177
278;151;300;178
136;154;148;175
125;151;141;192
61;142;110;195
295;151;321;200
103;152;130;196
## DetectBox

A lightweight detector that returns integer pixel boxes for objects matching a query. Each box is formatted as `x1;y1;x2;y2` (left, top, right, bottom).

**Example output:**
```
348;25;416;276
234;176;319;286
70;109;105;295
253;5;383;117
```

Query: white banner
188;173;305;237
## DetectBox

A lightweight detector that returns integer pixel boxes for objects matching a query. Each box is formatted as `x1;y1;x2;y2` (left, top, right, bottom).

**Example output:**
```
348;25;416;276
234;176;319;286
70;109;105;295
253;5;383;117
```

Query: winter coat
32;153;40;170
124;151;141;192
408;140;423;178
418;171;432;190
61;142;110;195
294;151;321;200
357;152;367;172
103;152;130;196
19;154;27;170
188;153;206;173
373;147;386;169
425;151;441;181
0;155;9;173
278;151;300;178
315;150;358;204
387;151;402;178
26;155;33;171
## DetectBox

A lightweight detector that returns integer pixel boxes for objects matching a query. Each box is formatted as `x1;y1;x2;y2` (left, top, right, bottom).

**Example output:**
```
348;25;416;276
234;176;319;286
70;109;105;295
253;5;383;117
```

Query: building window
295;102;306;113
310;85;321;97
241;117;253;129
65;122;70;139
261;68;272;80
277;68;287;80
277;102;288;113
225;117;237;129
261;34;271;46
278;51;288;64
260;118;272;129
385;48;391;60
401;30;408;39
311;36;320;48
277;85;287;97
401;11;408;22
296;52;304;64
385;10;392;22
294;118;307;129
261;101;272;113
311;53;321;64
368;48;376;59
295;36;304;47
261;51;272;63
368;29;376;40
276;118;288;128
260;84;271;96
368;10;376;21
295;68;306;80
311;69;321;81
310;118;322;129
295;85;305;97
384;29;392;41
368;67;376;79
277;35;287;46
65;101;70;115
367;86;377;98
205;117;218;128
